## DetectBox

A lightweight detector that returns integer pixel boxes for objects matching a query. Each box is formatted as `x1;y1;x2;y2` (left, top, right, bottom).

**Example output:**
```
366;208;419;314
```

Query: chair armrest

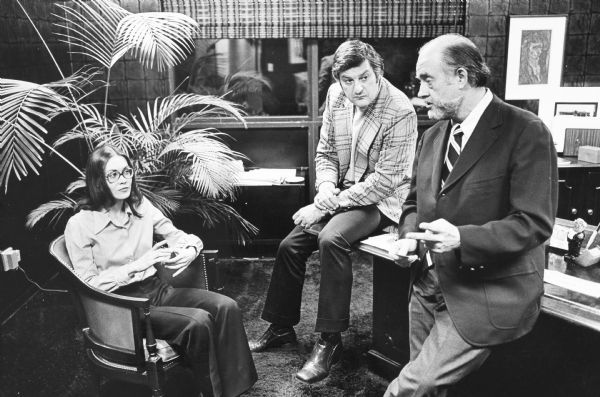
58;259;150;309
157;250;219;291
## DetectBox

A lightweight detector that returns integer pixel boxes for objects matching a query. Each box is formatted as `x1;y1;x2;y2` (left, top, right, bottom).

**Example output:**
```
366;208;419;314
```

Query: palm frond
137;184;182;217
178;197;259;245
53;124;106;148
133;156;164;176
53;103;110;148
114;93;247;169
54;0;131;68
101;123;141;155
136;173;169;185
116;12;198;72
159;94;246;129
46;66;104;97
0;78;68;191
65;178;86;194
25;196;77;229
125;94;245;137
159;131;246;198
115;113;162;157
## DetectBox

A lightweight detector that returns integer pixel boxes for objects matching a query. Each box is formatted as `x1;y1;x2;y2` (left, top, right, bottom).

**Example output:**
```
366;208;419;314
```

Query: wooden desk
544;253;600;332
358;239;600;380
356;242;411;379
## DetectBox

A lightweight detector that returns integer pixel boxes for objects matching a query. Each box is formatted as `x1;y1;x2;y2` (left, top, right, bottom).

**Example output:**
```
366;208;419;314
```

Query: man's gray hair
421;34;491;87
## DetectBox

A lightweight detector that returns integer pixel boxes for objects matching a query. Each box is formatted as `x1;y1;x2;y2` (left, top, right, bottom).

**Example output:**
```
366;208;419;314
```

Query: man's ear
455;67;469;88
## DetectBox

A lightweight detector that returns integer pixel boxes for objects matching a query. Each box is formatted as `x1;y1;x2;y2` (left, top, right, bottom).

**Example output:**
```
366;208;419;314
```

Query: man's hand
314;183;340;212
405;219;460;253
293;204;327;229
388;238;418;267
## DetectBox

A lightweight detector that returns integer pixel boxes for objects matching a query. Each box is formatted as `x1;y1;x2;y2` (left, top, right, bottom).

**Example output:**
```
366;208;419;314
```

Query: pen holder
572;247;600;268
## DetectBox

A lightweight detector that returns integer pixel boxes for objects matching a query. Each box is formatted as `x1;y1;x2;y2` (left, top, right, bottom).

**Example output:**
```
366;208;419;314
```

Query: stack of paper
544;269;600;299
237;168;296;186
359;234;418;262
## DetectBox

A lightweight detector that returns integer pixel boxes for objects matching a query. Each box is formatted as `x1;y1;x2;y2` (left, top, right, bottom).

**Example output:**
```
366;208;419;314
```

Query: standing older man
385;34;558;396
249;40;418;383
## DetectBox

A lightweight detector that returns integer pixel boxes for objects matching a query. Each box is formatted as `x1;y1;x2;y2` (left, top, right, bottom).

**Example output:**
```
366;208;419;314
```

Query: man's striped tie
441;124;463;187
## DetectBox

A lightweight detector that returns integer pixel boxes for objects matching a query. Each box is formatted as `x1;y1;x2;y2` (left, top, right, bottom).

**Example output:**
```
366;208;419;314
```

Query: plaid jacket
315;78;418;222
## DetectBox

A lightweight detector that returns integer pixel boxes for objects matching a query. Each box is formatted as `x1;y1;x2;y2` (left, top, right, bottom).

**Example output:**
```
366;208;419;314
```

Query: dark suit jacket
399;95;558;347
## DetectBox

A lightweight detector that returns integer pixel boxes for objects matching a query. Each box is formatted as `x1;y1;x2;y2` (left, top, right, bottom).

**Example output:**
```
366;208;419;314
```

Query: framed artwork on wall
554;102;598;117
505;15;567;100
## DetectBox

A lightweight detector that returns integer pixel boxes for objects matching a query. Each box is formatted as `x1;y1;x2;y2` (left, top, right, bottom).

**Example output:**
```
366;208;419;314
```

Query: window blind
160;0;465;38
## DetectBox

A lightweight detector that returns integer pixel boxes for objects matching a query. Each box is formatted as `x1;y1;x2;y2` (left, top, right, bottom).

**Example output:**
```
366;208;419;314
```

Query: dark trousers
261;205;391;333
116;276;257;397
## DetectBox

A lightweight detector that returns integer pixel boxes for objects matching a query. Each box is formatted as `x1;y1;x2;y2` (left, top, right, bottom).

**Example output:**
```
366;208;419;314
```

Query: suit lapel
440;96;503;193
353;81;387;181
431;121;451;195
332;97;353;178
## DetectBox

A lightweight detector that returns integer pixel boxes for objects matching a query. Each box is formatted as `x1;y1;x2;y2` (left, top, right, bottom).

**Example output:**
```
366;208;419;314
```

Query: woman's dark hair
77;145;143;216
331;40;384;81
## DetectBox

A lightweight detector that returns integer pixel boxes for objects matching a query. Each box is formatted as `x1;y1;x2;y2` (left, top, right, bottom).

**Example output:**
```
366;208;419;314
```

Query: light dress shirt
451;88;493;150
64;197;202;292
343;106;366;186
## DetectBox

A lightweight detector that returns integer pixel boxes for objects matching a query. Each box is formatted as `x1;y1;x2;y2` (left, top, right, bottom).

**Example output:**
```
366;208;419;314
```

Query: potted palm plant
1;0;257;243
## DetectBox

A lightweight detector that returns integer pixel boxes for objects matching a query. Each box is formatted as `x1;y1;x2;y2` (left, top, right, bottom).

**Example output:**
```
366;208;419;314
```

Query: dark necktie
441;124;464;188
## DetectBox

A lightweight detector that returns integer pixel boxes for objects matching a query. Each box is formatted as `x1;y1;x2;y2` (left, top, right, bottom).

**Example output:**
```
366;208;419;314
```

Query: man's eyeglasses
105;167;134;184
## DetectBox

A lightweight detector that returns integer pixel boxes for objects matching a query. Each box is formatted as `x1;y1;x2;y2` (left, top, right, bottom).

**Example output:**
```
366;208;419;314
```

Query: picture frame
549;114;600;154
554;102;598;117
505;15;567;100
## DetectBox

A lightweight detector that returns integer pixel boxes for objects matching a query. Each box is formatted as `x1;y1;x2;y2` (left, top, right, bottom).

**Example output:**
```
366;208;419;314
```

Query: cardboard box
578;146;600;163
1;247;20;271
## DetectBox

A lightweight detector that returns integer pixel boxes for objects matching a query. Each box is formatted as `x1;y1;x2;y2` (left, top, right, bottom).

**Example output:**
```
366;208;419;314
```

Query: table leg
367;255;411;379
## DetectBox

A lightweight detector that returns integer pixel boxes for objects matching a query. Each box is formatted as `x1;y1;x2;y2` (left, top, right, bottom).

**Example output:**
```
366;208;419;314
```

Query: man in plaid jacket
249;40;418;383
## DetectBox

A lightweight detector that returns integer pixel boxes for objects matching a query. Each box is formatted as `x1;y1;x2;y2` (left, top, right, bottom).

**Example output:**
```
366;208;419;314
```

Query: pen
172;266;187;277
585;222;600;250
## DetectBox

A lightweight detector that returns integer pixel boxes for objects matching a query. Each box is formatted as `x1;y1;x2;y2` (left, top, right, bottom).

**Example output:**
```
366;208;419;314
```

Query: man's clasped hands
292;182;340;229
293;183;462;268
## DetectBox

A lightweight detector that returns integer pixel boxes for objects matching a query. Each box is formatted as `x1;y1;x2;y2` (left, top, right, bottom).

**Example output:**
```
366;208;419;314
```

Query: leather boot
249;324;297;353
295;338;343;383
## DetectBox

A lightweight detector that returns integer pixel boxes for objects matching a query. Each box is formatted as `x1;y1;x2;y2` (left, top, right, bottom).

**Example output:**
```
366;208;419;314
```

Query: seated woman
64;145;257;397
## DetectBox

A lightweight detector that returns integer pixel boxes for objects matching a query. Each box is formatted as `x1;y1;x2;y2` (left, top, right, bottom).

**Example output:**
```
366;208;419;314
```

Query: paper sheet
361;234;398;250
544;269;600;299
237;168;296;185
360;234;418;262
549;224;570;251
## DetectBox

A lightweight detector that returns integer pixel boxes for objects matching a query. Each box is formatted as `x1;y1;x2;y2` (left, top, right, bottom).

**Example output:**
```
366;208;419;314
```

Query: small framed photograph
554;102;598;117
505;15;567;100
